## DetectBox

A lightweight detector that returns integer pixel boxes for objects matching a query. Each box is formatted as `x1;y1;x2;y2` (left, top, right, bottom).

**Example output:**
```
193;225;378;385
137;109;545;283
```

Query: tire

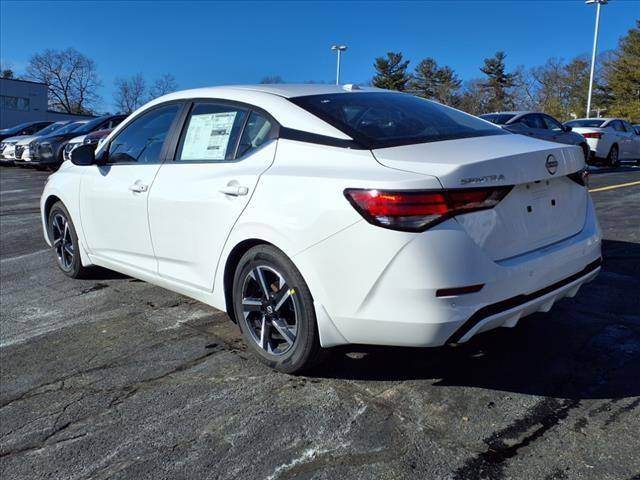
232;244;327;374
47;201;91;278
580;143;590;163
607;144;620;167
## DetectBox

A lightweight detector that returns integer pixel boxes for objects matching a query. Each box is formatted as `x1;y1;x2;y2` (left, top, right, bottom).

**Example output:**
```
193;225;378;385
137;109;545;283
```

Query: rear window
565;119;605;128
290;92;506;149
479;113;516;125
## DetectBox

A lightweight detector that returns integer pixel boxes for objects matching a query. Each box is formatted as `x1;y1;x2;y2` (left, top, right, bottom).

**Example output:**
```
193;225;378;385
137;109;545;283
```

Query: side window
610;121;624;132
176;103;247;162
236;112;274;158
542;115;563;131
521;115;545;129
108;104;179;164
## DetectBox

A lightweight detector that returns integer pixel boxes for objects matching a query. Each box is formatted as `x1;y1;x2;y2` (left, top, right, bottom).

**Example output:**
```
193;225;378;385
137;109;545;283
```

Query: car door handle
129;183;148;193
219;185;249;196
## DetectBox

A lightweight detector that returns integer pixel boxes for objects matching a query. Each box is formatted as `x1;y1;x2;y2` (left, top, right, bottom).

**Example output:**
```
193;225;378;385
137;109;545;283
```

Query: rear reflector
344;187;512;232
582;132;602;139
436;284;484;297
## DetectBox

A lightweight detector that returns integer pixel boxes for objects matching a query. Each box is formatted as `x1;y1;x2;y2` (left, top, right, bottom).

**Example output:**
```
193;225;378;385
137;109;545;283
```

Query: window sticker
181;111;237;160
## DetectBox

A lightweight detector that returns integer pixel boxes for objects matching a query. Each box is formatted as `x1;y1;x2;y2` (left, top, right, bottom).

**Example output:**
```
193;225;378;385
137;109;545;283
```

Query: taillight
344;187;512;232
582;132;602;139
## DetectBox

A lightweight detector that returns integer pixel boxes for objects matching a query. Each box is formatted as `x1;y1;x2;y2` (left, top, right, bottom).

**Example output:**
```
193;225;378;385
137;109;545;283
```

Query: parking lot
0;165;638;479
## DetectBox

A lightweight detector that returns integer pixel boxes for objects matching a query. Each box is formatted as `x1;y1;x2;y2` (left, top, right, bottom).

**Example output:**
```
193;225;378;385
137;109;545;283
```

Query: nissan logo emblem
546;155;558;175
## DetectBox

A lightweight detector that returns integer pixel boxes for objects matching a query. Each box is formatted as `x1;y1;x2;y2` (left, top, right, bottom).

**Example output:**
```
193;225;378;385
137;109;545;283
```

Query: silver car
480;111;590;161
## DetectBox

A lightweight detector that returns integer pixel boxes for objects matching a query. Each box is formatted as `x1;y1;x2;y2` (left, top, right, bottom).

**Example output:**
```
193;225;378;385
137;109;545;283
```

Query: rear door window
176;103;247;162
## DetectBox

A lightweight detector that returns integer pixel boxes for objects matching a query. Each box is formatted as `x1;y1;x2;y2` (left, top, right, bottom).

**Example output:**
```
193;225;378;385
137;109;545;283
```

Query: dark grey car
480;111;589;160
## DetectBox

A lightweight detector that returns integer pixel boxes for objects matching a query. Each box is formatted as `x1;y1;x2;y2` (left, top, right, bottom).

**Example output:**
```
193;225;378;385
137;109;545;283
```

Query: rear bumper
298;195;602;348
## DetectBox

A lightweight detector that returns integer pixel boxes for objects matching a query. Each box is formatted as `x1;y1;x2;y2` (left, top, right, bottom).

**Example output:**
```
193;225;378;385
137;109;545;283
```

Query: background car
83;127;115;149
0;121;53;142
63;116;126;162
1;121;73;165
479;111;590;160
564;118;640;166
26;114;127;170
42;85;601;373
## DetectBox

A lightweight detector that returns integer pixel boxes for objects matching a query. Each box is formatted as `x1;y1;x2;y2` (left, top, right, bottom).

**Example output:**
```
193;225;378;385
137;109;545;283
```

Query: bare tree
26;48;101;114
149;73;178;100
114;74;147;114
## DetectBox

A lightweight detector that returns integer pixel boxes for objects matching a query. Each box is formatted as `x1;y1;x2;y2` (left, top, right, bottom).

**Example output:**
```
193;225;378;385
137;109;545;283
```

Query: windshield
34;122;68;136
290;92;506;149
51;122;84;135
75;116;108;134
565;119;605;128
479;113;516;125
0;122;36;135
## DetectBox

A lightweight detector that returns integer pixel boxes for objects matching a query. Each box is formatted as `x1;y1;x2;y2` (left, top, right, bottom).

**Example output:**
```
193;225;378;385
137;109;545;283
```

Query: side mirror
70;144;96;166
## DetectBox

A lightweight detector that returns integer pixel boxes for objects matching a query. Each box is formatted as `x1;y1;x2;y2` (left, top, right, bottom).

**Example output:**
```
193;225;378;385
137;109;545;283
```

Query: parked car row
0;114;127;170
480;111;640;166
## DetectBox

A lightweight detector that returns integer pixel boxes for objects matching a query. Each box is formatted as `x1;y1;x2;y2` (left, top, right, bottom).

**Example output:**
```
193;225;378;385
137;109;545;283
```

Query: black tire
607;144;620;167
47;201;91;278
232;244;327;374
580;143;590;163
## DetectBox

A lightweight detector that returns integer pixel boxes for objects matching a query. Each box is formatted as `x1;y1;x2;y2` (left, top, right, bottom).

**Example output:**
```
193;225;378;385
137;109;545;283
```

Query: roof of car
161;83;381;99
570;117;615;122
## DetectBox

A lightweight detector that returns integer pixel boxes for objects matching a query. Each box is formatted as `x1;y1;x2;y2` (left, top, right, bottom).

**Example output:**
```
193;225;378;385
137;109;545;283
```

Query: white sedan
565;118;640;166
41;84;602;373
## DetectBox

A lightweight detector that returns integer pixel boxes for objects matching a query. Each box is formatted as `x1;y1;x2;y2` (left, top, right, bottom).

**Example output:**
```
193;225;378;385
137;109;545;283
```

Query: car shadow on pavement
309;239;640;400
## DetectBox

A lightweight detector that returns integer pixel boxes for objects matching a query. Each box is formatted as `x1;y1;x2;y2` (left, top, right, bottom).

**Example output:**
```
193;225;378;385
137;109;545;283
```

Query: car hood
68;134;87;144
34;132;80;144
1;134;33;144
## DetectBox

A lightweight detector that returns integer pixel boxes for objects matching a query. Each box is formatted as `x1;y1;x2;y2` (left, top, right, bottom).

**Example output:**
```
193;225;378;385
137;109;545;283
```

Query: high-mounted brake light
582;132;602;139
344;187;512;232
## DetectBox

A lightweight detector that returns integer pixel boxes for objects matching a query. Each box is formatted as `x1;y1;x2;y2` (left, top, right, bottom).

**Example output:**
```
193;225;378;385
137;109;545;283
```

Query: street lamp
585;0;608;118
331;45;347;85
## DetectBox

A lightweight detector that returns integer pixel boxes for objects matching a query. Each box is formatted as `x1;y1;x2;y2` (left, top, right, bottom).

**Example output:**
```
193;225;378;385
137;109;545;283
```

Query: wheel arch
42;194;63;243
223;238;275;323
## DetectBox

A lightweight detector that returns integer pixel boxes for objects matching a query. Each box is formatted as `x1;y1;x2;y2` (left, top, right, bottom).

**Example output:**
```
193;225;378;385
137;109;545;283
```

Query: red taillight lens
344;187;512;232
582;132;602;139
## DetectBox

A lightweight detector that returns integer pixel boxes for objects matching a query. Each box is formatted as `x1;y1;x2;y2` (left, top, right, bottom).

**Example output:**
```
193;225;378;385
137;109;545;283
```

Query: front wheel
607;145;620;167
48;202;91;278
232;245;326;374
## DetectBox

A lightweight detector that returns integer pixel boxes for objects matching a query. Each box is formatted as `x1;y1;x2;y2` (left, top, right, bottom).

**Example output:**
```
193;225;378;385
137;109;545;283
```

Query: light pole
586;0;607;118
331;45;347;85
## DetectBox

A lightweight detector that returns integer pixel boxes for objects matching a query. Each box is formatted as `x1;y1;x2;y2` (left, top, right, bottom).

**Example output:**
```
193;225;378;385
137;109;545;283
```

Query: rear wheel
48;202;91;278
607;144;620;167
232;245;326;374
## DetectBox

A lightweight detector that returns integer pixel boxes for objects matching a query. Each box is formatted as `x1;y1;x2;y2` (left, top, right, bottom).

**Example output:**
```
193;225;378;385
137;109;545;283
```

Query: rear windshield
479;113;516;125
290;92;506;149
565;119;605;128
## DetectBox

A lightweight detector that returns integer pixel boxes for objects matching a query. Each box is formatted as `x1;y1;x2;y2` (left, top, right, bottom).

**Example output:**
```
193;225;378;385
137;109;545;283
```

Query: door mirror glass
70;144;96;166
563;125;572;132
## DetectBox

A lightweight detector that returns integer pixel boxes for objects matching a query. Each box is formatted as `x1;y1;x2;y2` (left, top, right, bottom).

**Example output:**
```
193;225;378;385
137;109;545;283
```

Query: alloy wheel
51;213;74;271
241;265;298;355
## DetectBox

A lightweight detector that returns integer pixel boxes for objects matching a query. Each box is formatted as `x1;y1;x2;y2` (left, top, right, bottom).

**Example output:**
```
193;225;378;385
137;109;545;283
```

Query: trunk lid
373;134;588;260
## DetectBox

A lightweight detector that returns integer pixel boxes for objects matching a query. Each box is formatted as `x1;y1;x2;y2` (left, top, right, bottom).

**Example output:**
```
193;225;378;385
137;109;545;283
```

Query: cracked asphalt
1;163;639;480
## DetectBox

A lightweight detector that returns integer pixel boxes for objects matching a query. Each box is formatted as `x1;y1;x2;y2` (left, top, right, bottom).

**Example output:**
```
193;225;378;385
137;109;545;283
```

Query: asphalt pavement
0;163;639;480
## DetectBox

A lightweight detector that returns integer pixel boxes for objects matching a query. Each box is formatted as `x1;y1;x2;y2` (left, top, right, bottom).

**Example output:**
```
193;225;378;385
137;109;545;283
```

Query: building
0;78;94;129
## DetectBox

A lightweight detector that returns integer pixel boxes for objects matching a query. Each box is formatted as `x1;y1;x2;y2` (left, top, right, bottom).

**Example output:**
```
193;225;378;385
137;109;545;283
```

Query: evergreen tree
604;20;640;122
410;58;461;105
480;51;518;111
372;52;411;91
